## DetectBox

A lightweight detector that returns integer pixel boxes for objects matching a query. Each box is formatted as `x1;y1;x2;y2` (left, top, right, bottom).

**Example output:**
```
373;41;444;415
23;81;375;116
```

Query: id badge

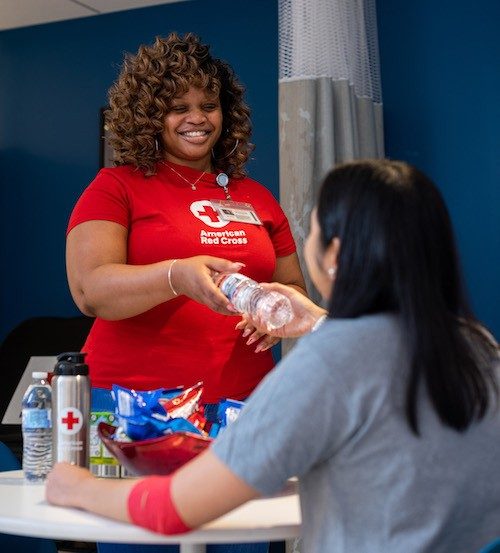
210;200;262;225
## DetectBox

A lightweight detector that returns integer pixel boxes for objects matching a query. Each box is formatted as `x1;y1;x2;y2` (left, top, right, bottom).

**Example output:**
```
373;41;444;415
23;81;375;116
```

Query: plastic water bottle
22;371;53;482
215;273;293;330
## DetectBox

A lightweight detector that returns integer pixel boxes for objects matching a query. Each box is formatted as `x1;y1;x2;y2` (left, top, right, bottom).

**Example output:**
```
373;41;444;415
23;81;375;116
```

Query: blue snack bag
214;398;245;437
118;412;202;440
110;384;204;441
164;417;203;435
112;385;166;417
112;385;171;440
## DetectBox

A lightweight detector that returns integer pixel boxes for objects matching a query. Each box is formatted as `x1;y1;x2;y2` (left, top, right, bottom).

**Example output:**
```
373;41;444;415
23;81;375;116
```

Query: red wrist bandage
127;475;191;535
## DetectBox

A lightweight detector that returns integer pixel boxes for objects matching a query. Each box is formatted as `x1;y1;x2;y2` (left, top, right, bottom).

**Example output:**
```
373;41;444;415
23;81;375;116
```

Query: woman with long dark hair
305;159;498;434
48;160;499;553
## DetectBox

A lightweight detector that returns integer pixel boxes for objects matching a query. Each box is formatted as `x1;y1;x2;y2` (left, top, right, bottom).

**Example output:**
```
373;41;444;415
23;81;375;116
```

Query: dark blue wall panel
0;0;278;340
2;0;498;342
377;0;500;337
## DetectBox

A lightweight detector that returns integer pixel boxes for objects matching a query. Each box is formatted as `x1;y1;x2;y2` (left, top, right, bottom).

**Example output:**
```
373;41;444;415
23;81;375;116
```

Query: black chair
0;315;94;462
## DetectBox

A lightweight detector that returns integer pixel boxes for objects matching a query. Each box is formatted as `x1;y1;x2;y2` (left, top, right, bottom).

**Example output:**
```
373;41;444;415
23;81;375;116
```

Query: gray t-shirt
212;313;500;553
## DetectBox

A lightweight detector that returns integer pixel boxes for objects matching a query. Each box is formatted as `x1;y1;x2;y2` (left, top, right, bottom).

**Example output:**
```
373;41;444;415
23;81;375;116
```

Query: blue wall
377;0;500;337
0;0;278;341
2;0;498;341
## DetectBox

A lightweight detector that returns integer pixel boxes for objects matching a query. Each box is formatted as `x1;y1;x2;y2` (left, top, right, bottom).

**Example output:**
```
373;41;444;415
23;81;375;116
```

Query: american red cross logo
62;411;80;430
196;205;220;222
190;200;229;228
59;407;84;435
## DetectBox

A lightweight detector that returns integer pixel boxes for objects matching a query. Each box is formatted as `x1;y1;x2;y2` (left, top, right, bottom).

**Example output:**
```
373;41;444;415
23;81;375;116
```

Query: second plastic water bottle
216;273;293;330
22;371;52;482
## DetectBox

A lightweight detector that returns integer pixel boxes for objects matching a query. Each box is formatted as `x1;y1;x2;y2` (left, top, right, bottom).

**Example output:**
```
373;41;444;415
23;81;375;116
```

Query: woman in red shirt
66;32;305;553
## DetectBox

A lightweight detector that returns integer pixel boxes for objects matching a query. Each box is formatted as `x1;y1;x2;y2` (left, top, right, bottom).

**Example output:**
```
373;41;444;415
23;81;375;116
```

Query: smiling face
161;86;223;171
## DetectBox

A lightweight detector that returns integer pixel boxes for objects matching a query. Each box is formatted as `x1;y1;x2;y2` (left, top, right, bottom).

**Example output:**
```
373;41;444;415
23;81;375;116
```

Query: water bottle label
219;273;249;302
22;408;52;429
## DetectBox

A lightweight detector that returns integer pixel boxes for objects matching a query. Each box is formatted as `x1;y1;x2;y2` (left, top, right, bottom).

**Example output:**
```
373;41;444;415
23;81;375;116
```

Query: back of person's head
317;159;498;433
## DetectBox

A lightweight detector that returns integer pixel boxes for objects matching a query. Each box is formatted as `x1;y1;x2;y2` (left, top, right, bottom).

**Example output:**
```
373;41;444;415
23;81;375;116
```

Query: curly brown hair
105;32;254;177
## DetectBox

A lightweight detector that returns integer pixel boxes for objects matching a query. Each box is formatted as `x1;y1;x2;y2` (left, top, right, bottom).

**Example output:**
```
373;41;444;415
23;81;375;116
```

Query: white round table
0;470;301;553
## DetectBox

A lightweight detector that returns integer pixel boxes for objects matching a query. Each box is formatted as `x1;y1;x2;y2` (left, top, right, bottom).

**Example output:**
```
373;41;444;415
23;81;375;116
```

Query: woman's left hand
46;462;141;522
235;316;281;353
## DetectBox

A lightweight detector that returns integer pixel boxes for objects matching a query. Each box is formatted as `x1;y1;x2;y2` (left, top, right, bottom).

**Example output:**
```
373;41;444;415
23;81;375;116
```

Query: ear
322;237;341;274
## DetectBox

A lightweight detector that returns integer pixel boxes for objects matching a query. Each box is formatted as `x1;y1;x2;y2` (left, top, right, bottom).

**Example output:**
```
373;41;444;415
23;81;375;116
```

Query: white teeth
180;131;208;137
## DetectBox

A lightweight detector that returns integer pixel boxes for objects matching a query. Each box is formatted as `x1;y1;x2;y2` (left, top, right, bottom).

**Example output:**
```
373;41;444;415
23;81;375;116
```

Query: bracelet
311;314;327;332
167;259;179;296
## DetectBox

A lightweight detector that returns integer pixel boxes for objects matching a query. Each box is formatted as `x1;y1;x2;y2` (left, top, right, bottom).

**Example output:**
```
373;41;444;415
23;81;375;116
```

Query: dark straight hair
316;159;498;434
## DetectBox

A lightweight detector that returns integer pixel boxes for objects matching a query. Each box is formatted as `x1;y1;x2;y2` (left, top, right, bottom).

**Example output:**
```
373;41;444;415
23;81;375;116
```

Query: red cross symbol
62;411;80;430
196;205;221;223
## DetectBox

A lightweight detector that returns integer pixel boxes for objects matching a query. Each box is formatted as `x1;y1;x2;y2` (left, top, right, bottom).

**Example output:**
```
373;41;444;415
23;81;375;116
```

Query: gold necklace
162;161;232;200
162;162;206;191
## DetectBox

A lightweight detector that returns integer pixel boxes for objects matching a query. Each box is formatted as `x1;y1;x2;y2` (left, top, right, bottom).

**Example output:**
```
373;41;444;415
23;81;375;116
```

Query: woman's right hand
250;282;327;338
67;219;245;320
171;256;245;315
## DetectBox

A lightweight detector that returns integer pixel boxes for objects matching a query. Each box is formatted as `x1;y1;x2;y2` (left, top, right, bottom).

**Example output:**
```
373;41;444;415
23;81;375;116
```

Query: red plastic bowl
97;422;213;476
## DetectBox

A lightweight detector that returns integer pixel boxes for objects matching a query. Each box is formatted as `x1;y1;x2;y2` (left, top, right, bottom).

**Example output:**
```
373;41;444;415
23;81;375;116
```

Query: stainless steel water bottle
52;352;91;467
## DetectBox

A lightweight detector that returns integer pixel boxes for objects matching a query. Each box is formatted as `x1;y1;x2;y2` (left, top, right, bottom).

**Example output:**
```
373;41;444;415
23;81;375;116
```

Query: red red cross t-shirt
67;162;297;402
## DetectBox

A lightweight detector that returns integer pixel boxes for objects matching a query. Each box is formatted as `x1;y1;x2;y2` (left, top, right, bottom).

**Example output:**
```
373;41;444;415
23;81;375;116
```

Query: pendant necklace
162;161;232;200
162;162;205;190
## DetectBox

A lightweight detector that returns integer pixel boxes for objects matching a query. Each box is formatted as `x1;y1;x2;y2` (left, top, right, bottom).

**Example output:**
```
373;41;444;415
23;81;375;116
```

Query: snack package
107;383;246;443
112;385;179;418
208;422;221;438
90;411;122;477
188;407;209;433
218;398;245;425
111;383;206;441
159;382;203;420
215;398;245;436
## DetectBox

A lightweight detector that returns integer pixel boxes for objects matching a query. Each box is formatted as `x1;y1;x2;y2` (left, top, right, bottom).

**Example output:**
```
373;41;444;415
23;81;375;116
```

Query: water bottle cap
32;371;48;379
54;352;89;376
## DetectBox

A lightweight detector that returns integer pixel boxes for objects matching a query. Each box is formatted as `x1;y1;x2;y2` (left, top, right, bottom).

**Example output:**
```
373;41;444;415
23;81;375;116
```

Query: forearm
46;452;257;536
77;476;137;522
75;260;176;320
80;452;258;534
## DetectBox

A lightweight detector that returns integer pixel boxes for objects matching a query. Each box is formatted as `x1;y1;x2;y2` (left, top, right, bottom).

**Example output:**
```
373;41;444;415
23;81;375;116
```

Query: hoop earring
212;139;239;161
155;138;160;152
